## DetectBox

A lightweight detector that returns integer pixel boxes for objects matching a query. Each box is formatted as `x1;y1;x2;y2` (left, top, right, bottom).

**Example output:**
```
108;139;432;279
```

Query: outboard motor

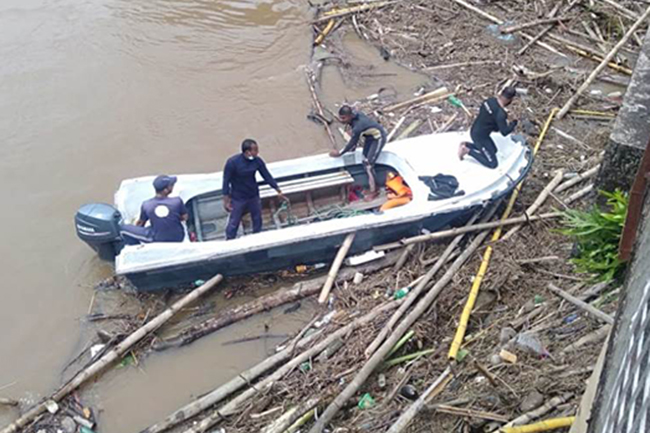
75;203;124;260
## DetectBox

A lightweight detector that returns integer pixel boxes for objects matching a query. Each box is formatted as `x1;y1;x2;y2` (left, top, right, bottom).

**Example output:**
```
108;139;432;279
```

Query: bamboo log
366;212;481;357
501;17;567;33
565;184;594;203
393;244;415;271
501;170;564;241
547;283;614;324
314;1;392;22
2;275;224;433
554;164;601;193
425;60;500;70
433;404;509;422
261;397;321;433
309;211;499;433
501;417;575;432
387;116;406;141
518;0;580;56
143;332;324;433
0;399;18;407
448;0;564;55
314;19;335;46
561;324;611;353
155;252;397;350
499;393;573;430
396;119;423;140
185;301;400;433
382;87;449;112
286;408;316;433
558;5;650;118
597;0;639;21
374;212;560;251
319;233;356;303
386;367;453;433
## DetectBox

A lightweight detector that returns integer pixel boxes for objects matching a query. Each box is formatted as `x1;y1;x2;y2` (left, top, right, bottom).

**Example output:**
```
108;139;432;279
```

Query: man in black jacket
330;106;387;197
459;87;518;169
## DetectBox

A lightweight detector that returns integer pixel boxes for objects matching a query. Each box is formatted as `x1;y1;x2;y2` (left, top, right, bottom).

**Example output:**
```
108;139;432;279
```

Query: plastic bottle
295;263;327;273
394;286;411;300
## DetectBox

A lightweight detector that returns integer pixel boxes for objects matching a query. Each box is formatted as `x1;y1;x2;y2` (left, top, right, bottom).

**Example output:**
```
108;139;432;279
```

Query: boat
75;131;532;291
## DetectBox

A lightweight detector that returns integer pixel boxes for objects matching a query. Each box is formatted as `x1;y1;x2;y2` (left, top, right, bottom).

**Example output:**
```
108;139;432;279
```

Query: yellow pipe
501;417;575;432
569;109;616;118
448;109;557;359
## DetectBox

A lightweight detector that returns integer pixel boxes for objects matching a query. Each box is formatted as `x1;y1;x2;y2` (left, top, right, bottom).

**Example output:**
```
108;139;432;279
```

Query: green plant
559;189;628;282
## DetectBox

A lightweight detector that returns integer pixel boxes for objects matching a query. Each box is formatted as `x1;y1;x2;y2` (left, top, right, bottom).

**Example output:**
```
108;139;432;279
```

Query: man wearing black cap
458;87;518;169
134;175;188;242
223;139;286;240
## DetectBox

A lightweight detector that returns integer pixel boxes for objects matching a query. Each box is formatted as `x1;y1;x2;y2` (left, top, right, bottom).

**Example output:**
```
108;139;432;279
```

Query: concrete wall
596;26;650;196
588;188;650;432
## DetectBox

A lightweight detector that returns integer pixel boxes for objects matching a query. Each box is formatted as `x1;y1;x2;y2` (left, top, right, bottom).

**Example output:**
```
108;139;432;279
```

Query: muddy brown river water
0;1;425;431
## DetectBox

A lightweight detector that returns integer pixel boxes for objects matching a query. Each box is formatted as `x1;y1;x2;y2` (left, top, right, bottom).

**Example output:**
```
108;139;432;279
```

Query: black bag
419;174;465;201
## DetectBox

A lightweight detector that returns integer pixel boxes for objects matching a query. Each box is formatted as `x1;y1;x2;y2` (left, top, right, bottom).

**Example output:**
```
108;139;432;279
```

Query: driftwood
577;281;610;302
394;244;415;272
501;17;568;33
425;60;500;70
597;0;639;20
565;184;594;203
309;209;499;433
314;19;335;46
142;329;325;433
554;164;601;193
386;366;454;433
374;212;559;251
261;397;321;433
561;324;611;353
558;4;650;118
386;116;406;141
382;87;449;112
516;256;560;265
499;393;573;429
154;251;398;350
305;69;338;149
0;399;18;407
1;275;224;433
432;404;509;422
449;0;563;55
366;212;481;357
319;233;356;303
396;119;422;140
313;1;392;23
501;170;564;241
547;283;615;324
517;0;566;56
185;301;400;433
501;417;576;432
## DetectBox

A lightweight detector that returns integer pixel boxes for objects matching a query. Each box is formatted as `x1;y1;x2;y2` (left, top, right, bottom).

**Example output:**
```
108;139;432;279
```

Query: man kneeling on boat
329;105;387;199
458;87;518;169
121;175;189;244
223;139;287;240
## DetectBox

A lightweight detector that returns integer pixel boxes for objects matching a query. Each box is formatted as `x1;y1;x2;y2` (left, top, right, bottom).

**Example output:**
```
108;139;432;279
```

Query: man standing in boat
223;139;286;240
458;87;518;169
329;105;387;199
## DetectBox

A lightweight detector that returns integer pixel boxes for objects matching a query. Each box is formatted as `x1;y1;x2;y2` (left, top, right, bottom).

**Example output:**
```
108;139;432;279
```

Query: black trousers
362;137;385;192
467;131;498;169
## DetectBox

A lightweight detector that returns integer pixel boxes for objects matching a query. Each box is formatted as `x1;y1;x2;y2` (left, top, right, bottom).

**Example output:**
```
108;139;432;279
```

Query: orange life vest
386;175;412;197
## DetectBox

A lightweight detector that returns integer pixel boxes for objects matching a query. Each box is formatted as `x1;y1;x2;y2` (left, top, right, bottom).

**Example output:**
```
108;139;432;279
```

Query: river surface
0;1;425;431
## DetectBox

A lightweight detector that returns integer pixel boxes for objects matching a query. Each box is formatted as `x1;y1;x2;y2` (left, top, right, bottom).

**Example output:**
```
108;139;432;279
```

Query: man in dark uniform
459;87;518;169
329;105;387;197
121;175;188;244
222;139;286;240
